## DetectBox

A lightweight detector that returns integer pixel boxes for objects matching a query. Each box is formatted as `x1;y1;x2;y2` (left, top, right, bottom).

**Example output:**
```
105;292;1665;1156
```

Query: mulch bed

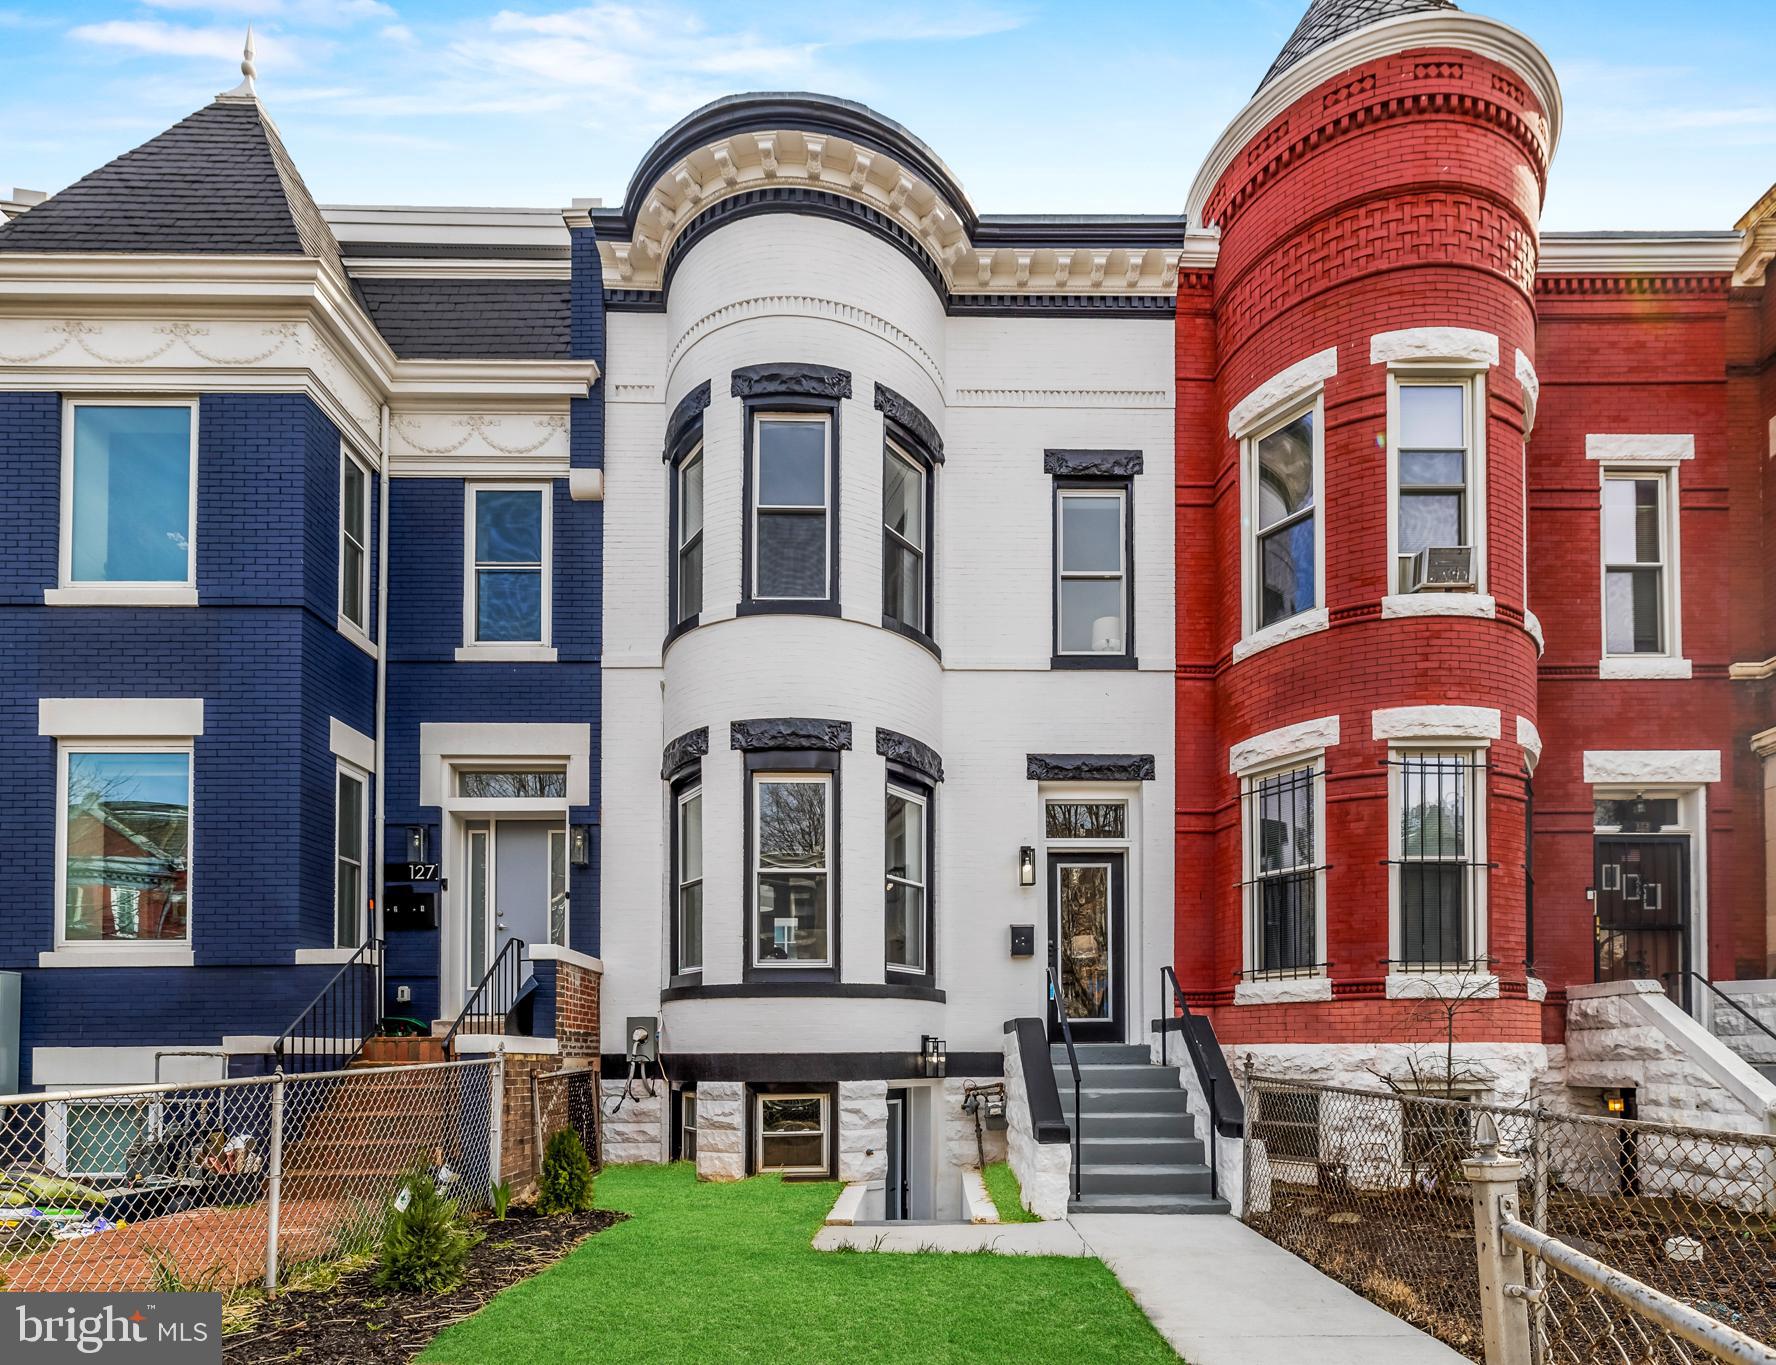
223;1207;622;1364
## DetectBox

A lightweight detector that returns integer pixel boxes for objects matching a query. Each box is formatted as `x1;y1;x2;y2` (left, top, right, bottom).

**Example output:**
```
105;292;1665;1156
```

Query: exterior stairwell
1052;1043;1229;1214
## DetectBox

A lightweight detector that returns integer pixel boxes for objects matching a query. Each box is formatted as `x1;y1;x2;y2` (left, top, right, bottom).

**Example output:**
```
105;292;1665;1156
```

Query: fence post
1464;1112;1531;1365
489;1048;506;1192
264;1070;286;1292
1529;1105;1549;1365
1240;1055;1255;1218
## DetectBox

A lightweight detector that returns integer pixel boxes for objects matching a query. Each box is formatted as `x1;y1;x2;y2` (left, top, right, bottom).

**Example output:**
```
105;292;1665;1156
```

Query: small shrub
376;1166;477;1294
490;1179;512;1221
538;1129;595;1215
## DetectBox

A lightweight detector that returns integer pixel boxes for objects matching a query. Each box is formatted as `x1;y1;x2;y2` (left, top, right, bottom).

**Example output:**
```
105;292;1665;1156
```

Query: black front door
1594;835;1691;1010
884;1089;909;1220
1049;852;1126;1043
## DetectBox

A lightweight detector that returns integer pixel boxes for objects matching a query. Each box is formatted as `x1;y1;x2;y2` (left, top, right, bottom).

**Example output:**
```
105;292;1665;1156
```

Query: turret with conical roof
1259;0;1459;89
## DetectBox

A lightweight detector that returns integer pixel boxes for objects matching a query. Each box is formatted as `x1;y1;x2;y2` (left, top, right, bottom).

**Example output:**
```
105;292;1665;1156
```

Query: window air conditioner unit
1405;546;1474;592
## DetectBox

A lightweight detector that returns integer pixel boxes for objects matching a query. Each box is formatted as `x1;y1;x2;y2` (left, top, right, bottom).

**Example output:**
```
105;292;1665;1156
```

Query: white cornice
1229;714;1340;775
1734;183;1776;286
1187;11;1562;224
599;127;1182;300
1539;234;1742;275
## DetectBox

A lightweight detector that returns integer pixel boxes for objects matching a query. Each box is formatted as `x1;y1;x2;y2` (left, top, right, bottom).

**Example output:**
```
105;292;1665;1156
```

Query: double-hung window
339;447;370;635
1055;486;1130;660
60;746;191;946
63;401;196;590
756;1092;829;1175
882;441;928;636
1394;381;1475;592
885;785;928;975
675;445;704;625
1252;409;1317;629
751;414;831;602
675;785;703;974
1242;764;1322;978
466;484;549;647
1391;750;1485;969
753;772;831;966
1601;473;1672;657
335;764;367;948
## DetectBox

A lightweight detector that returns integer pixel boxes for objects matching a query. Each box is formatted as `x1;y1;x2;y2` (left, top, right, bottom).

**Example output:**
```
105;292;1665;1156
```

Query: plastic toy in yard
0;1170;109;1208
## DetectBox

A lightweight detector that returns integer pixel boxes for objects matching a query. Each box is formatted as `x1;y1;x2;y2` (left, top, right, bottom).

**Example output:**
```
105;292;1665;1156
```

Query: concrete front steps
1052;1042;1229;1215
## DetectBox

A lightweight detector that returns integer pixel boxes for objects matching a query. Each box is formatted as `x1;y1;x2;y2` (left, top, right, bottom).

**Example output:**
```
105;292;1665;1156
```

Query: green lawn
981;1161;1042;1223
421;1163;1178;1364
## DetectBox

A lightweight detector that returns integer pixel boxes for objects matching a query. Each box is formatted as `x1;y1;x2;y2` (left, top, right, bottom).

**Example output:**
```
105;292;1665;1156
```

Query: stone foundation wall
1712;981;1776;1068
693;1081;745;1180
1001;1030;1071;1219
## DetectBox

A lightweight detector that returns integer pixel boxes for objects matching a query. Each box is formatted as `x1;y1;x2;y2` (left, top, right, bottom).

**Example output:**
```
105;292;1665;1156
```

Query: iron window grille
1239;765;1327;980
1385;752;1491;971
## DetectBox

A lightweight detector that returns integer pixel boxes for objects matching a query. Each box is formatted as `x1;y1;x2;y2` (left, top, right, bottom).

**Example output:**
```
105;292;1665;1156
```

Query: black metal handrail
1671;971;1776;1048
1160;965;1245;1203
443;938;526;1056
273;937;384;1073
1046;966;1082;1204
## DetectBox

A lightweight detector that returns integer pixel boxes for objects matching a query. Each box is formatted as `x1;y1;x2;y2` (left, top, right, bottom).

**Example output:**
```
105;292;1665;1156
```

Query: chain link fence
0;1058;496;1300
1241;1076;1776;1362
532;1066;601;1173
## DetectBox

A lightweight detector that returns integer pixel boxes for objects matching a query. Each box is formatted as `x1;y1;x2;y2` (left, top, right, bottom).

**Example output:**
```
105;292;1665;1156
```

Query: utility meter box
625;1016;659;1064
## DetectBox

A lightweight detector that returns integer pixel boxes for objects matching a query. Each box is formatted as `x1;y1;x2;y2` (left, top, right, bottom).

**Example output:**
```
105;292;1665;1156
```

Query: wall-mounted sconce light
570;824;592;866
1018;846;1036;888
406;825;428;862
1605;1091;1627;1116
919;1035;947;1078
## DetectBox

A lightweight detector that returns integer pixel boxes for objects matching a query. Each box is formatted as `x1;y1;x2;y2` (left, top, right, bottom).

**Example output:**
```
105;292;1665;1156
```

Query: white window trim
1240;397;1326;646
1238;754;1328;985
40;697;204;740
48;739;195;966
338;442;373;654
750;411;832;602
676;785;703;975
885;783;928;975
54;399;199;605
1594;459;1689;677
1386;741;1490;971
1385;369;1489;598
463;481;553;653
1055;484;1129;658
334;759;369;950
883;437;927;635
753;771;833;969
755;1091;830;1175
676;442;704;625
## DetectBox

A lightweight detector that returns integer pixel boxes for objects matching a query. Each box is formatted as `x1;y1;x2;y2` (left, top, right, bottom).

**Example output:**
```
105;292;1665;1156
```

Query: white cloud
70;20;255;62
138;0;395;22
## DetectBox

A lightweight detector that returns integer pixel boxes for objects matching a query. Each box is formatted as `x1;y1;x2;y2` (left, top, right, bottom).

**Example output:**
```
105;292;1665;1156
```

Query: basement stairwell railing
1159;965;1244;1203
1671;969;1776;1054
1046;965;1083;1203
272;936;384;1073
443;937;527;1057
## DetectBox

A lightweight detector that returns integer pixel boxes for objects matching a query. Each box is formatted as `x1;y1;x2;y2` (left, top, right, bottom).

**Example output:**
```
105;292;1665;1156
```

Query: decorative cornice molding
951;386;1169;409
1228;346;1336;438
1735;184;1775;286
1229;715;1340;775
663;379;711;462
1025;753;1156;783
1370;326;1498;368
730;717;854;752
876;727;944;783
1534;273;1731;298
874;382;943;462
730;361;852;401
389;409;571;476
661;726;710;780
1043;449;1144;478
1750;726;1776;760
1539;233;1742;276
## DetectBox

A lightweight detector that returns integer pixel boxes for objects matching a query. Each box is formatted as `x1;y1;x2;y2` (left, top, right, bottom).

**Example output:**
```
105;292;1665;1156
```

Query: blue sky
1;2;1770;230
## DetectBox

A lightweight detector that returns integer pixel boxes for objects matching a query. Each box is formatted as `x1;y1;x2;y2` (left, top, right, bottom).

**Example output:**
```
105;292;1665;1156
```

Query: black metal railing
1671;970;1776;1049
1160;965;1245;1203
443;938;526;1056
272;937;384;1073
1046;965;1082;1203
1236;961;1332;982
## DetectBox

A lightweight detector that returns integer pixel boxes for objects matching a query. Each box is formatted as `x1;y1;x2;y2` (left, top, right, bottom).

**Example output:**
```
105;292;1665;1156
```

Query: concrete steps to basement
1051;1042;1229;1215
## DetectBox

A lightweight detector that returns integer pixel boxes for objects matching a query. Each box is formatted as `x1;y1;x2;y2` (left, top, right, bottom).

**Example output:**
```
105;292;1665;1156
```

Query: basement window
756;1093;829;1175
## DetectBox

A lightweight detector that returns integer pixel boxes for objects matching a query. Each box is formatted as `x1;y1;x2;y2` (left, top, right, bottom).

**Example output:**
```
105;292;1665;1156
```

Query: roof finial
218;25;258;101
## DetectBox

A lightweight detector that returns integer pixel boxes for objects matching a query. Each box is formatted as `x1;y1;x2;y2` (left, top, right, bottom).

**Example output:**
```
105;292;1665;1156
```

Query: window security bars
1240;765;1326;979
1240;1075;1776;1362
1386;753;1489;971
0;1059;496;1300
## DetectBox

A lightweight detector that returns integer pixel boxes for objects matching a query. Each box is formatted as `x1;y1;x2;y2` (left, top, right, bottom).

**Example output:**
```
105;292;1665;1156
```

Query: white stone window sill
39;945;195;968
45;586;198;608
337;616;379;659
1599;656;1692;680
294;947;381;966
1231;606;1329;663
1385;972;1499;1000
1380;592;1496;620
454;644;559;663
528;944;603;974
1234;977;1332;1005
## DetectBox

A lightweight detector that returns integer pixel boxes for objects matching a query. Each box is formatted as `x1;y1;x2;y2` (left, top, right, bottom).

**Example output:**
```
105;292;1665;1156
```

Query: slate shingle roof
0;98;345;284
352;278;572;360
1260;0;1458;91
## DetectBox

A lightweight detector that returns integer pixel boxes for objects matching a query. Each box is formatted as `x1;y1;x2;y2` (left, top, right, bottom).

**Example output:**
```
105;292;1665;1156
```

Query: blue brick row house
0;68;602;1098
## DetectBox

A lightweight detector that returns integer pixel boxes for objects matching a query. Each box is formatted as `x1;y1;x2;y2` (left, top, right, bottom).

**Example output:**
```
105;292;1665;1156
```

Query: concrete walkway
1071;1214;1470;1365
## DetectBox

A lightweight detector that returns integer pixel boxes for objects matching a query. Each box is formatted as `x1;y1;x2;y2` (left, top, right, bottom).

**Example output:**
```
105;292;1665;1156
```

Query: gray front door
495;821;556;965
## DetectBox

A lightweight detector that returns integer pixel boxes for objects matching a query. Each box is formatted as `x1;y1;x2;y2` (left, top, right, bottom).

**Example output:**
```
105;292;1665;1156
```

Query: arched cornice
1186;11;1562;226
593;93;1185;310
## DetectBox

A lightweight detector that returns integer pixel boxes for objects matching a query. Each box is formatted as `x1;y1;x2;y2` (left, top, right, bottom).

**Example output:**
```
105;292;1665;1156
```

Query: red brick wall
498;960;602;1190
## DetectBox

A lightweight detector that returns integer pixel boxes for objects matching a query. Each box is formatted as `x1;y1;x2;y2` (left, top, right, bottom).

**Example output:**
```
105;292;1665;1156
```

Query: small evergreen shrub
537;1129;595;1215
376;1167;477;1294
